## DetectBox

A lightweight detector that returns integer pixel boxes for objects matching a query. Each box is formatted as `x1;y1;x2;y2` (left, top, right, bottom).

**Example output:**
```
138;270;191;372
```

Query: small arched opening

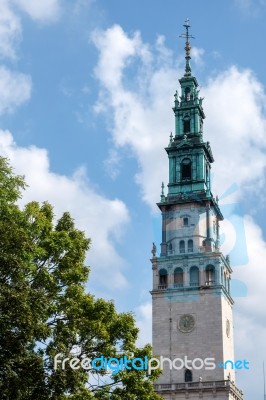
179;240;185;254
206;265;215;286
174;267;183;288
159;268;168;289
181;158;192;180
190;266;199;287
188;239;193;253
185;87;191;101
185;369;193;382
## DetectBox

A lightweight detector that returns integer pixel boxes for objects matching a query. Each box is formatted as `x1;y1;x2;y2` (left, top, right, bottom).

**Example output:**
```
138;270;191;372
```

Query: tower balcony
157;281;217;290
155;379;243;399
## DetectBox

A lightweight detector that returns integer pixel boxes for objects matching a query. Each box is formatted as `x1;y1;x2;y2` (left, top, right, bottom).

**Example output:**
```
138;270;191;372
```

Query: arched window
159;269;168;288
185;87;191;101
183;117;191;133
185;369;192;382
174;267;183;287
179;240;185;254
183;217;189;226
206;265;215;286
188;239;193;253
181;158;192;180
190;266;199;287
168;242;173;254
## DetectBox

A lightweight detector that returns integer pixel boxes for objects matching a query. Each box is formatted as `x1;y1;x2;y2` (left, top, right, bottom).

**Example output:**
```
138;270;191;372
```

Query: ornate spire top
179;18;195;76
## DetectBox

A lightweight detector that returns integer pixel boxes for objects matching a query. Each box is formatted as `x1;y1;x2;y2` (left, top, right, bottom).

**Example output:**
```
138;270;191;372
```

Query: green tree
0;157;162;400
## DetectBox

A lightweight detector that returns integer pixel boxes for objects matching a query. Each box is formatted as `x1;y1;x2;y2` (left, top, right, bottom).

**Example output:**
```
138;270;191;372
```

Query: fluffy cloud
202;66;266;198
190;47;205;65
0;0;61;61
0;66;31;114
92;25;177;208
92;25;153;92
0;0;21;59
135;302;152;347
0;130;130;293
13;0;61;22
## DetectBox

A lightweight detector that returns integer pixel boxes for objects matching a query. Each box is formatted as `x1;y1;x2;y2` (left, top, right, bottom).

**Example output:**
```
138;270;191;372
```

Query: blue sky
0;0;266;398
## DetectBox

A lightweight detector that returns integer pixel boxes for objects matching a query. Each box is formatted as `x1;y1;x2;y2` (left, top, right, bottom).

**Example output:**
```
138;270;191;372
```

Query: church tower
151;20;243;400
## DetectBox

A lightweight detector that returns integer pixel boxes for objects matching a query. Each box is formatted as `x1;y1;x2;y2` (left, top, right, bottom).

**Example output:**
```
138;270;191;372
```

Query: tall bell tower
151;20;243;400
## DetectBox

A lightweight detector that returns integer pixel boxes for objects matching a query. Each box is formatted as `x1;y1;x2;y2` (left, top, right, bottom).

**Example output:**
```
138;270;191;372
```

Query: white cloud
92;25;151;91
13;0;61;22
0;130;130;293
104;148;122;179
92;25;177;209
202;66;266;198
0;0;61;60
0;66;31;114
0;0;21;59
135;302;152;347
190;47;205;65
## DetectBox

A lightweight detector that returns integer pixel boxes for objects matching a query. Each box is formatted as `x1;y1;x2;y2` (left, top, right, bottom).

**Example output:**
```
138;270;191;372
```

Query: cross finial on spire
179;18;195;76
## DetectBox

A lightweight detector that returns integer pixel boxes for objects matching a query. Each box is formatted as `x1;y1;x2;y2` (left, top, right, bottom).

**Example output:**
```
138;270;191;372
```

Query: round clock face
178;314;195;333
226;319;230;337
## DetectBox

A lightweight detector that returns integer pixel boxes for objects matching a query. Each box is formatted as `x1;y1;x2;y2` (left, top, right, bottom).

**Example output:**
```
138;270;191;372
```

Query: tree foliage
0;157;161;399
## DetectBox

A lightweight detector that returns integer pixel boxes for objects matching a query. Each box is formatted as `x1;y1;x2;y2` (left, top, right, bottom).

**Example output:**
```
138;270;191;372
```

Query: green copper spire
158;19;221;214
179;18;194;77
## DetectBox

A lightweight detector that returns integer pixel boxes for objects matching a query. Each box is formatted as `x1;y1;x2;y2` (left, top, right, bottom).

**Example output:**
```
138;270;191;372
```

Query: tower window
185;87;191;101
179;240;185;254
183;119;190;133
183;217;189;226
206;265;215;286
181;158;192;180
190;266;199;287
159;269;168;288
188;239;193;253
185;369;192;382
174;267;183;287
